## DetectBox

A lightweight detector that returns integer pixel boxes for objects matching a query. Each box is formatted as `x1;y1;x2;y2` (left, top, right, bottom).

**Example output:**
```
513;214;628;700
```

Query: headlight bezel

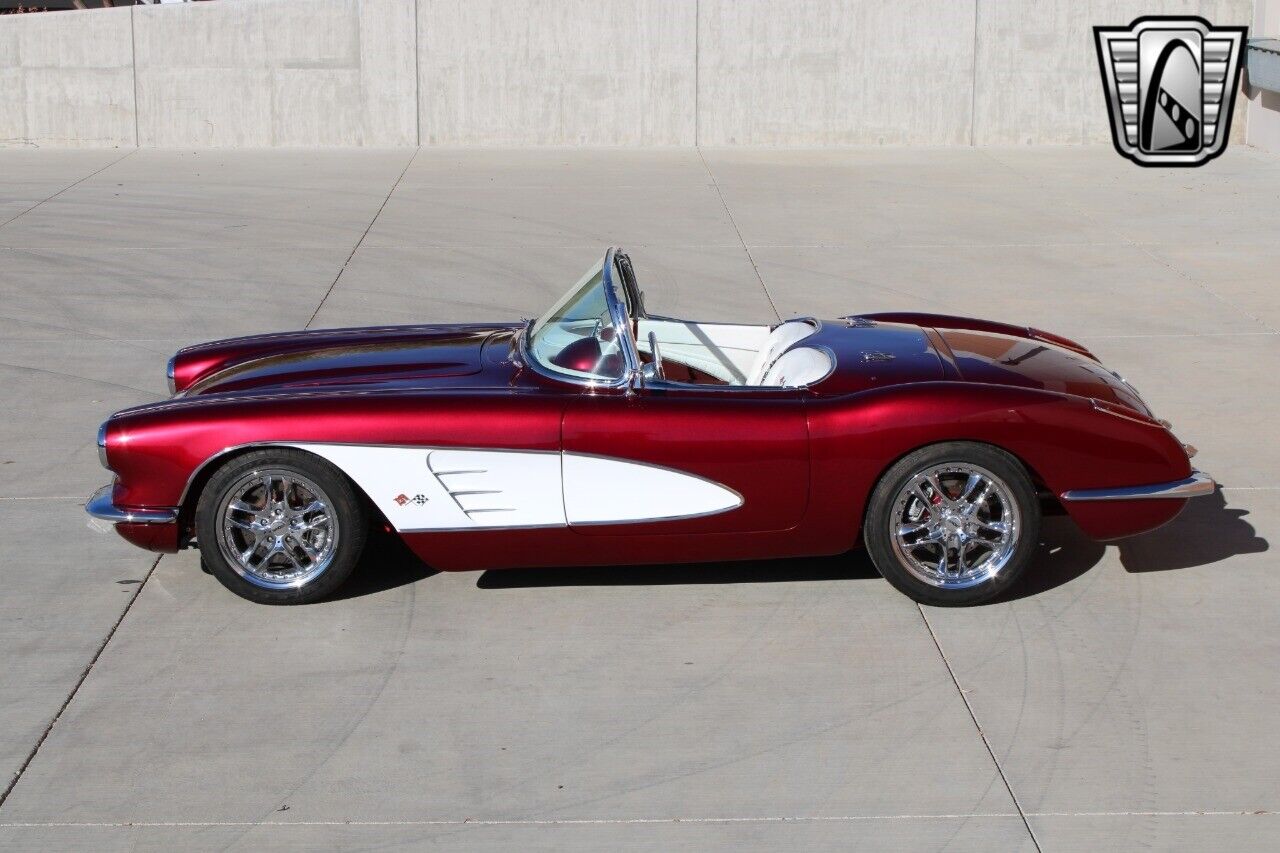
97;421;110;470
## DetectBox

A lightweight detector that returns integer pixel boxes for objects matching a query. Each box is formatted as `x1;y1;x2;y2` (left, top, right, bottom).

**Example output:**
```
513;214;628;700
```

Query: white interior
635;319;769;383
759;346;834;388
636;318;826;387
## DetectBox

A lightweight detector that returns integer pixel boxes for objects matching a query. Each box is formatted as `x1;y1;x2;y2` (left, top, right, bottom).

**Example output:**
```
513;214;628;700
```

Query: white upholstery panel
636;319;770;383
745;320;818;385
758;347;833;388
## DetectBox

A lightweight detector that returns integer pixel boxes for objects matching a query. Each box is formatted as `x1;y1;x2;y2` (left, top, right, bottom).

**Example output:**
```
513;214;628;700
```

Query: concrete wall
696;0;976;146
419;0;696;146
0;7;135;147
134;0;416;146
1247;0;1280;152
0;0;1260;148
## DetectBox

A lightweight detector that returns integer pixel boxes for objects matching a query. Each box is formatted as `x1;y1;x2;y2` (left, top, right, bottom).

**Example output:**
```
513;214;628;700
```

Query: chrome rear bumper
1060;470;1216;502
85;484;178;524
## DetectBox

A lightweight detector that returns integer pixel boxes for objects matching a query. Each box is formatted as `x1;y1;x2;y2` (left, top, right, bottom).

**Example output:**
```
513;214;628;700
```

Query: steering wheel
647;331;665;380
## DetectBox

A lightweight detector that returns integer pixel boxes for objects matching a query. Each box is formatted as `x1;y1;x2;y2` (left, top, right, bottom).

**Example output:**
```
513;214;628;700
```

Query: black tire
862;442;1040;607
195;449;368;605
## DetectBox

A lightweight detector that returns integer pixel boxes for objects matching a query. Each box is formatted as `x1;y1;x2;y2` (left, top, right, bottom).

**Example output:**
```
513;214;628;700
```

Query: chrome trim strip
165;356;177;395
400;503;745;533
568;505;744;527
1060;471;1216;502
400;522;563;534
85;485;178;524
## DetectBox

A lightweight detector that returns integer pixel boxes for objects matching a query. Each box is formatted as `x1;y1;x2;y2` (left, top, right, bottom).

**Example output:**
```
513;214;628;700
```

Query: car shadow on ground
476;550;882;589
341;488;1267;600
472;529;1089;595
996;518;1106;602
994;487;1268;602
1116;486;1269;573
329;528;439;601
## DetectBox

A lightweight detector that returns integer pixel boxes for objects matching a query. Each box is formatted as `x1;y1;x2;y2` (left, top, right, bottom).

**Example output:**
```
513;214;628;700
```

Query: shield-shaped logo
1094;16;1247;167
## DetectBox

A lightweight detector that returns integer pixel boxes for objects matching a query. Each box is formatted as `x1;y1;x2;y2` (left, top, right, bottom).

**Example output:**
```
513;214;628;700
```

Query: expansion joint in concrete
0;554;163;812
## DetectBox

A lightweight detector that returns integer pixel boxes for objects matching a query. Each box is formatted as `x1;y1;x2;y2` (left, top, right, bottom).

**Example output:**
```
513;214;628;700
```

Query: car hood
175;323;521;397
934;327;1150;414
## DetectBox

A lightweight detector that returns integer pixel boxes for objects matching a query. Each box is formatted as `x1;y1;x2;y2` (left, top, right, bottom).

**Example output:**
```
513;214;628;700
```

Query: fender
803;381;1191;545
101;391;565;512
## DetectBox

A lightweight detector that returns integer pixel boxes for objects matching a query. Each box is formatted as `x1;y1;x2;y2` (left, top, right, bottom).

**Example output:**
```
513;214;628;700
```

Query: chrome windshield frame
519;247;641;391
602;247;643;381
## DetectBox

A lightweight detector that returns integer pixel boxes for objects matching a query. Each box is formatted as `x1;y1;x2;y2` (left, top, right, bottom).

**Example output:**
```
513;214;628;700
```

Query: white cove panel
563;453;742;525
289;444;566;531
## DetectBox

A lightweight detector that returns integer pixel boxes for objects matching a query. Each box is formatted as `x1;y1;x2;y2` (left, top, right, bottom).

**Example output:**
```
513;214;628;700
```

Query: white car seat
745;320;817;385
758;347;833;388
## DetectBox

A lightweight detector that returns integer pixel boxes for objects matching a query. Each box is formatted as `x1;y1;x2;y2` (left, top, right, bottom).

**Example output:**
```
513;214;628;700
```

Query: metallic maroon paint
97;312;1198;565
862;312;1099;360
169;323;521;395
563;390;809;535
114;520;181;553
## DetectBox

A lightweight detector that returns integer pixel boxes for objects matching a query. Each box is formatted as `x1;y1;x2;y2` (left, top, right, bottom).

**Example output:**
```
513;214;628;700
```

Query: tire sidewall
864;442;1040;607
195;449;367;605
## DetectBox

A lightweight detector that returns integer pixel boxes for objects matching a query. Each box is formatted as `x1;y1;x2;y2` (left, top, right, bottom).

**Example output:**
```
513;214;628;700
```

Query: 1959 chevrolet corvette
88;248;1214;606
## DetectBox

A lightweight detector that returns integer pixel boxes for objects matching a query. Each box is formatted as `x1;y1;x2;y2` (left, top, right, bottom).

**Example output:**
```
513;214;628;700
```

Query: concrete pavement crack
0;149;136;232
917;603;1043;852
0;554;163;812
696;146;781;322
304;147;421;330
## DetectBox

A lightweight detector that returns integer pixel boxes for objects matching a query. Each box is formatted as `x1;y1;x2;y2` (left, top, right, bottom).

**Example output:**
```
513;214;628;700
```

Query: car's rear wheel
195;449;367;605
863;442;1039;606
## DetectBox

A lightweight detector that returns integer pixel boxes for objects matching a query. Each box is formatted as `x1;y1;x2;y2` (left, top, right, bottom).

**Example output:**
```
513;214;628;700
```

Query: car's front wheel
195;449;367;605
863;442;1039;606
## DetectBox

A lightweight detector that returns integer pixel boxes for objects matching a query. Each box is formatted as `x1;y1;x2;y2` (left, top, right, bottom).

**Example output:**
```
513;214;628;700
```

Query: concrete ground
0;145;1276;852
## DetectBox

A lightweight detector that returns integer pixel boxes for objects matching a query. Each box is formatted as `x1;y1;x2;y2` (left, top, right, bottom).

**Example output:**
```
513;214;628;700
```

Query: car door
561;386;809;535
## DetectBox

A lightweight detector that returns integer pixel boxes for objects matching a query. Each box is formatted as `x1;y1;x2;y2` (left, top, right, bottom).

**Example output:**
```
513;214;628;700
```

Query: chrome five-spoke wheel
863;442;1039;606
889;464;1019;589
217;469;338;589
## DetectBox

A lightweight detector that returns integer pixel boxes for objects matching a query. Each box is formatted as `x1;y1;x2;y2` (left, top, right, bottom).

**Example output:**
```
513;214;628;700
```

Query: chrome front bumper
1060;470;1216;502
85;484;178;525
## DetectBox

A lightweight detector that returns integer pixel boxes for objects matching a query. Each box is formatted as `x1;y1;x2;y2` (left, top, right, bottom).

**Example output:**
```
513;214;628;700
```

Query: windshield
527;258;628;382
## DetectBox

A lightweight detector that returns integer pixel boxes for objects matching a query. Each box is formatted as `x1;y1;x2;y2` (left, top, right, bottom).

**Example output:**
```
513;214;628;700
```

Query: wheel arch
855;438;1047;534
178;443;386;539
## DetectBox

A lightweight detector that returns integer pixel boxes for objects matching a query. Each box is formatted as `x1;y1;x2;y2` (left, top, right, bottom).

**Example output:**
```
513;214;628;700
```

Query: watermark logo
1094;16;1247;166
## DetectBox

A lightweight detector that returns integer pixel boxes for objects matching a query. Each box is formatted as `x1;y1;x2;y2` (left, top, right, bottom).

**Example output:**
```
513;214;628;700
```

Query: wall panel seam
694;0;700;148
130;5;140;147
414;0;421;146
970;0;980;146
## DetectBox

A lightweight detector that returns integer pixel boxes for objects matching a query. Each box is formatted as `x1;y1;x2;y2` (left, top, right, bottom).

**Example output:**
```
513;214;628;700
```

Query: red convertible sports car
88;248;1213;606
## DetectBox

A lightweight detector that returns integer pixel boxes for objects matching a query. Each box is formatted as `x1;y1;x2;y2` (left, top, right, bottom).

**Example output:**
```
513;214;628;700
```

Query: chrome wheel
216;468;339;590
888;463;1020;590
